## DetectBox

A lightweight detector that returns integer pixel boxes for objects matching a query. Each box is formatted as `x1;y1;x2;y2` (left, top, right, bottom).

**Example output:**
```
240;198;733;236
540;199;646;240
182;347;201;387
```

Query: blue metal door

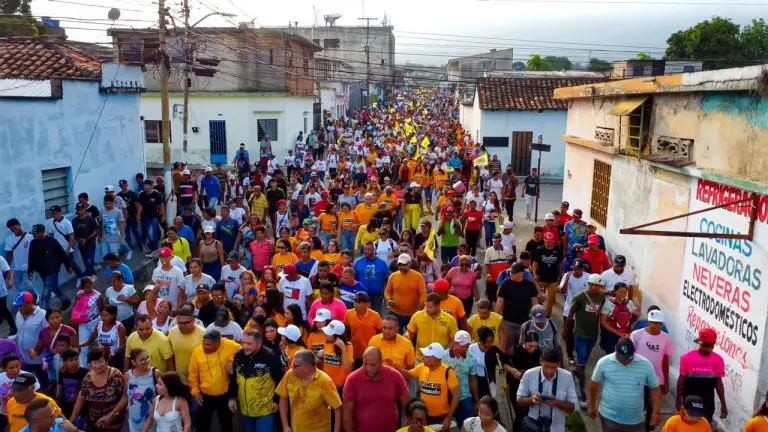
209;120;227;164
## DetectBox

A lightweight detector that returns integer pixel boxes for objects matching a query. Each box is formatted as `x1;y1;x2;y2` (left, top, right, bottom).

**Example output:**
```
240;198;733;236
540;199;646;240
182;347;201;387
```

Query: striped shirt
592;353;659;425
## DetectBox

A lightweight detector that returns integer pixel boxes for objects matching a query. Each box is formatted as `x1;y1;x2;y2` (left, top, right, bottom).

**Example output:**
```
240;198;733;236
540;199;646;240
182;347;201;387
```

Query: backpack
71;291;98;325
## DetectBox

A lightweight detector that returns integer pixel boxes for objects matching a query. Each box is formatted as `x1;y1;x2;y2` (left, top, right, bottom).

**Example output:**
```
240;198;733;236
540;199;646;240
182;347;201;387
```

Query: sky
32;0;766;66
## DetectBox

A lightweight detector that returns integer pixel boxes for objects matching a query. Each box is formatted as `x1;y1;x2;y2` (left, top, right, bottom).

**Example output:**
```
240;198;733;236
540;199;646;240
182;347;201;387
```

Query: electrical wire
479;0;767;4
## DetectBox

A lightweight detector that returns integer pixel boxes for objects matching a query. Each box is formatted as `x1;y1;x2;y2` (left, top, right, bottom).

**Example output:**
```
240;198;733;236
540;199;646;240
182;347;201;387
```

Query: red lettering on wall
695;179;766;224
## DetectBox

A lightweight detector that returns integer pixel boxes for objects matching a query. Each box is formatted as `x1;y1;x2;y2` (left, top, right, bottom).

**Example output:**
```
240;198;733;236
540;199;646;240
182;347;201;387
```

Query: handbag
71;291;97;325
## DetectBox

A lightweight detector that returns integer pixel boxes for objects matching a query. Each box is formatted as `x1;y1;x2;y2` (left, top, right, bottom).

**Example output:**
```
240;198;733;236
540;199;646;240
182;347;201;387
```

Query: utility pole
158;0;174;226
358;17;375;105
182;0;190;156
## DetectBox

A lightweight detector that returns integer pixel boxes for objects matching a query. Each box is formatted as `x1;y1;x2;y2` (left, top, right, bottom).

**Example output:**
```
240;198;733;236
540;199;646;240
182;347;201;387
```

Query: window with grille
42;167;71;218
144;120;170;143
257;119;278;141
590;159;611;227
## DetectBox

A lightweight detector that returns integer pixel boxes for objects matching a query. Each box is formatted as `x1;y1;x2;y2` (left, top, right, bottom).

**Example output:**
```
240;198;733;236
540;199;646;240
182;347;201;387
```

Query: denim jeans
141;217;161;251
39;272;67;309
66;252;85;279
124;215;141;249
441;246;457;266
242;414;275;432
78;320;99;367
13;270;33;295
77;244;96;276
369;294;384;315
208;196;219;209
484;221;496;247
456;397;475;427
319;231;333;249
340;230;355;253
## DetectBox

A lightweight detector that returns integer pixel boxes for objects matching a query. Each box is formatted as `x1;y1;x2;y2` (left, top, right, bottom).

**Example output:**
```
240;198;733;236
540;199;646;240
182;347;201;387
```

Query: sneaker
578;394;588;410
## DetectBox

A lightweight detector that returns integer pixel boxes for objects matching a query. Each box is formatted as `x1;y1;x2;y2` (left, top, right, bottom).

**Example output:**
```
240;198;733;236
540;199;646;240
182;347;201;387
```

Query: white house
460;72;606;180
0;38;145;229
109;27;322;166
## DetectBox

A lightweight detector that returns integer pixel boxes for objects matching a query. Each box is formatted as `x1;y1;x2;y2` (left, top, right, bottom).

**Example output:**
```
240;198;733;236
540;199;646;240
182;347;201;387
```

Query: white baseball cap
454;330;472;346
648;310;666;323
420;342;447;358
397;253;412;265
278;325;302;342
322;320;346;336
203;226;215;234
544;213;556;221
204;166;213;172
587;273;605;286
182;169;191;175
503;221;514;230
409;182;420;189
104;185;115;192
315;308;332;323
142;284;155;292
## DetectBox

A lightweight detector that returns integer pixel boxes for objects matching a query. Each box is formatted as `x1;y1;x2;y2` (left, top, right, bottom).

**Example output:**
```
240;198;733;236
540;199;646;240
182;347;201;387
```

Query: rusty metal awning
608;97;648;116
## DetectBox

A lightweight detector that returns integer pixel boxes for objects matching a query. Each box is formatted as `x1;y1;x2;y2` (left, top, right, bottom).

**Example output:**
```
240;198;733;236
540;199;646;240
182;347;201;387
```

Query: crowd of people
1;89;766;432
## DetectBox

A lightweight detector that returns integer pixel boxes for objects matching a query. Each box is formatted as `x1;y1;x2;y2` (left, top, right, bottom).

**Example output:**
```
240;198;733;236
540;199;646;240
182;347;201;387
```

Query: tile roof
477;76;606;111
0;38;101;80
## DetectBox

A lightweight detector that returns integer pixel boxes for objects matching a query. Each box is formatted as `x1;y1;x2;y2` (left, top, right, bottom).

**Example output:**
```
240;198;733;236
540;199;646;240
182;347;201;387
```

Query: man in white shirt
278;264;313;318
465;185;484;208
559;259;590;366
517;348;578;432
220;251;244;299
152;247;185;310
4;218;34;294
48;206;84;279
601;255;636;300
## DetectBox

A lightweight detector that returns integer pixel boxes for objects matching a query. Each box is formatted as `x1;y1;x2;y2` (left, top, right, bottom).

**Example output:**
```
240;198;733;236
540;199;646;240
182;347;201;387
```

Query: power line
478;0;768;4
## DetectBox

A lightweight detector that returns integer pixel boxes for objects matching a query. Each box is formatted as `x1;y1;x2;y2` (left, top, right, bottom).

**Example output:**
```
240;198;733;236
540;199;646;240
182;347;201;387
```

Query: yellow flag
424;228;436;260
405;123;415;136
414;147;423;161
410;136;418;144
408;101;414;109
473;154;489;167
421;136;430;149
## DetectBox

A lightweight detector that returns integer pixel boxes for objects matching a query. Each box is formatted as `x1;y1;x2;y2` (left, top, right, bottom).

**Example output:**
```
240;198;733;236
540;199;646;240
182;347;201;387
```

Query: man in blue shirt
353;242;390;314
589;338;661;431
216;207;240;254
200;167;222;208
562;209;588;259
103;252;134;284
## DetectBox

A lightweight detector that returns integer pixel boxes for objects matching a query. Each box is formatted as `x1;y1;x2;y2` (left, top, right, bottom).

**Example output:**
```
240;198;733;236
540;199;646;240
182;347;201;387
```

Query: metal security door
209;120;227;164
511;131;533;175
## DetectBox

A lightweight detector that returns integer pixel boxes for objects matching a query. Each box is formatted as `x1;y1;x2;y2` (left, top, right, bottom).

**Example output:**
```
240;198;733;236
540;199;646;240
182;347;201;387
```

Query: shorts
574;336;597;366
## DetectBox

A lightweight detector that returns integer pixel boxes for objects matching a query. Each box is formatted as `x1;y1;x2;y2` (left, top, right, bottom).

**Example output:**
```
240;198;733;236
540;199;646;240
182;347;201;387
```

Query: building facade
460;72;605;180
0;38;145;231
611;59;704;79
554;65;768;431
447;48;515;83
273;24;395;104
109;27;321;166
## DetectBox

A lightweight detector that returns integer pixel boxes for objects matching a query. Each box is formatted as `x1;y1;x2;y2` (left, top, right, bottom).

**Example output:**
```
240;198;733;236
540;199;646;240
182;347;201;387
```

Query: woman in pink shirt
307;282;347;327
446;254;480;315
247;226;273;278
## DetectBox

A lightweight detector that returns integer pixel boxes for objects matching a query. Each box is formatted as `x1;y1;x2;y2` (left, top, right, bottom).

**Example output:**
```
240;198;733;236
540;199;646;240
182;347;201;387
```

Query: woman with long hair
502;171;518;222
284;304;310;345
271;238;298;274
319;320;353;393
324;239;341;267
277;324;306;369
164;226;191;265
116;348;158;432
446;255;480;315
105;270;139;334
73;276;103;367
69;347;125;431
416;244;440;285
262;318;282;354
179;258;216;308
198;228;225;282
262;288;286;327
141;372;192;432
79;305;126;370
460;396;506;432
483;191;502;248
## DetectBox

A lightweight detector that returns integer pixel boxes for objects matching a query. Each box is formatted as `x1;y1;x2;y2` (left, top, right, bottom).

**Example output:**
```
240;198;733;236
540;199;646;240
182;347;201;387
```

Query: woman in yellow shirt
271;239;298;273
319;320;353;391
354;224;379;255
324;239;341;267
165;226;191;264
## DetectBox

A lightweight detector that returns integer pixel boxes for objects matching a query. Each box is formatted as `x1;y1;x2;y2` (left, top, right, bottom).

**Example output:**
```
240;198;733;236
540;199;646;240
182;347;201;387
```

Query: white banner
675;178;768;430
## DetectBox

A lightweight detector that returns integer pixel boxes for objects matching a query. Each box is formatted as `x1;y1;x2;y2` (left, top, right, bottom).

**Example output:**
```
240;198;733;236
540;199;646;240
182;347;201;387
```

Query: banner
421;136;431;149
424;228;437;260
674;178;768;431
473;154;489;167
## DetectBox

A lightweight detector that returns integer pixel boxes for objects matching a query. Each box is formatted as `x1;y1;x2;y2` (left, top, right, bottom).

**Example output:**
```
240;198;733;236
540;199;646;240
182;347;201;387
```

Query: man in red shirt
462;200;484;256
556;201;573;230
342;346;410;432
542;213;561;241
314;190;331;215
582;234;611;274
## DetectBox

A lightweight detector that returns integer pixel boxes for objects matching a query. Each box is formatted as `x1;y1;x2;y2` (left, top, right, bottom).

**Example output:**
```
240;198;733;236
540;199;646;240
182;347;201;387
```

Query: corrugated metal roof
0;79;52;97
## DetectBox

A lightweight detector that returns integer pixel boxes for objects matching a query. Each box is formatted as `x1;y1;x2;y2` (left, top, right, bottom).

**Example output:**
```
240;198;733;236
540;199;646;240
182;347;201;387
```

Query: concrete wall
477;109;567;179
0;78;144;234
141;93;313;166
319;81;349;120
562;90;768;430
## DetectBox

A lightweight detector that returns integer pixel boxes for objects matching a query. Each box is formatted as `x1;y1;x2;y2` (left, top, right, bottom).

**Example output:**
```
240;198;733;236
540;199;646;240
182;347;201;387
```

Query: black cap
511;262;527;274
683;395;707;417
196;283;210;292
214;307;229;326
32;224;45;233
573;208;583;216
12;372;37;388
50;205;62;213
573;259;587;270
613;255;627;266
615;338;635;362
75;202;85;210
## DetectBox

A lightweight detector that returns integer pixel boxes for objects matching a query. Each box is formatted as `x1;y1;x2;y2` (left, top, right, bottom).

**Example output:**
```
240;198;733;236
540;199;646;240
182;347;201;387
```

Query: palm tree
526;54;552;71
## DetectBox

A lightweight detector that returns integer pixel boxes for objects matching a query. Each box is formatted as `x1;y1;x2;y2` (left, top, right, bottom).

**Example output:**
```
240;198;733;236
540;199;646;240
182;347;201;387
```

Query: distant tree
665;16;743;69
544;56;572;71
526;54;552;71
587;58;612;71
511;61;526;71
0;15;42;36
740;18;768;64
0;0;31;15
636;53;653;60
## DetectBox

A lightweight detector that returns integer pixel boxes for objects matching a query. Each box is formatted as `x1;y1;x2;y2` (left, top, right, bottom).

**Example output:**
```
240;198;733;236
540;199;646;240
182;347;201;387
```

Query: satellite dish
323;13;342;26
108;8;121;21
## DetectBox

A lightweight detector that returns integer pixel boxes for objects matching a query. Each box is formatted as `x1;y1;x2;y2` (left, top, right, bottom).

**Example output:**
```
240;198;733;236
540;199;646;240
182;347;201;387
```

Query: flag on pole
424;228;437;260
421;136;431;149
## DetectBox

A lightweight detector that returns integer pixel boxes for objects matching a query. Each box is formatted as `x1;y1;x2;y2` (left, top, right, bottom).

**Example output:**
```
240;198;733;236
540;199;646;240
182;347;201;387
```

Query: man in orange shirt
385;253;427;330
345;292;383;369
430;278;469;331
355;193;377;225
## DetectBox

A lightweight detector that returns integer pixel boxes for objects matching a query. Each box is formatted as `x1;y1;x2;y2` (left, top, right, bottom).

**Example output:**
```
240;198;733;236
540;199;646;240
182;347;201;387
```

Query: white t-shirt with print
104;285;137;321
3;232;33;271
207;321;244;342
601;268;634;292
152;266;185;309
560;272;590;317
49;217;74;252
220;264;245;299
278;276;313;318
